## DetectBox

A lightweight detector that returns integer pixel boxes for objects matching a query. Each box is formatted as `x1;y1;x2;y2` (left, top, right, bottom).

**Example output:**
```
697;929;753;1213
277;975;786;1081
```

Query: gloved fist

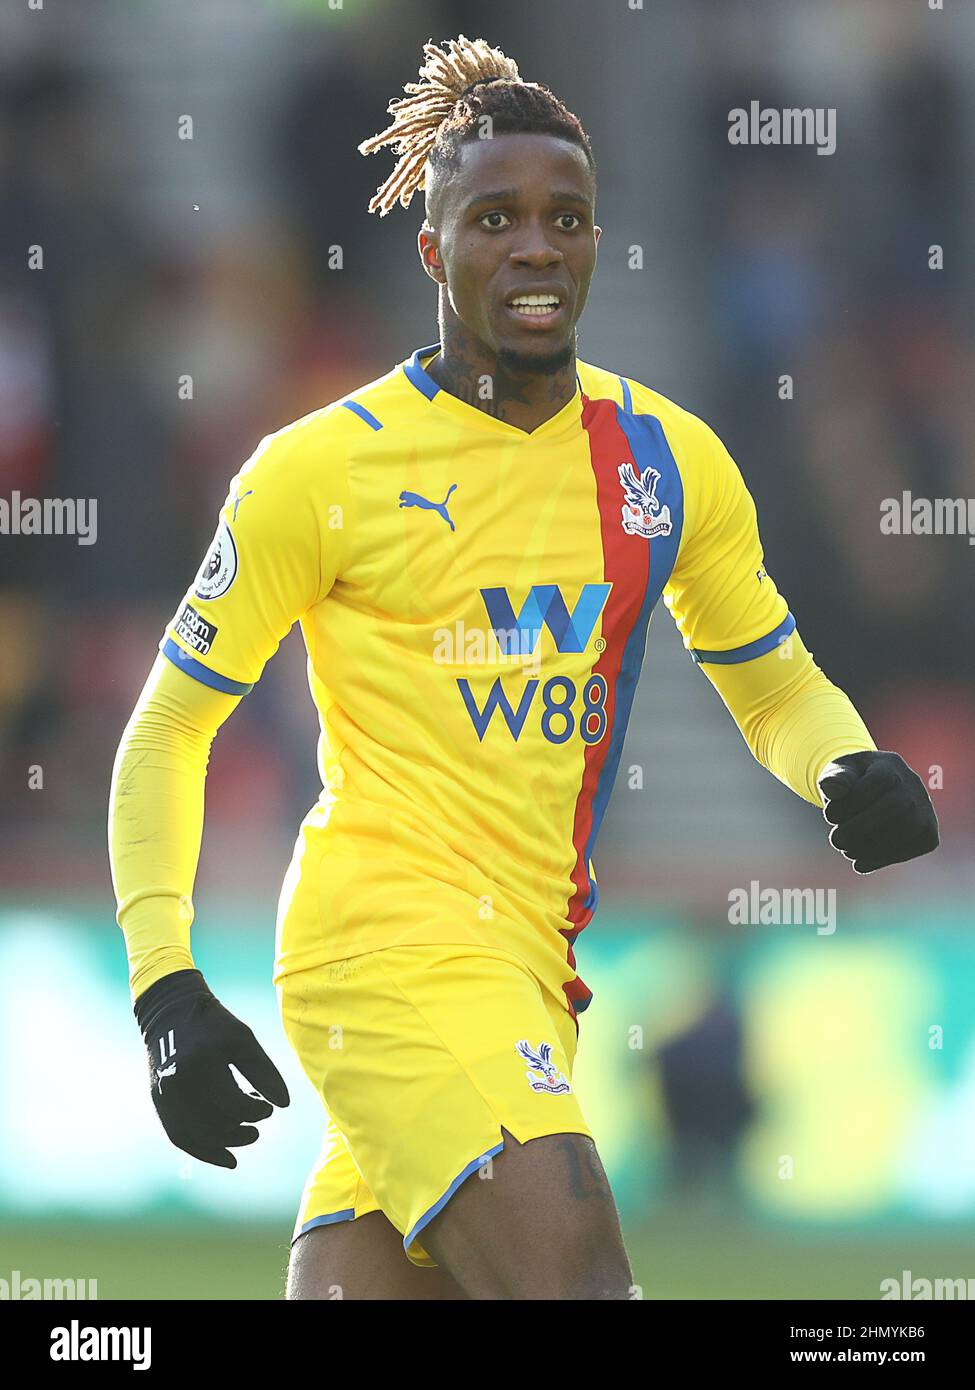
135;968;290;1168
817;751;939;875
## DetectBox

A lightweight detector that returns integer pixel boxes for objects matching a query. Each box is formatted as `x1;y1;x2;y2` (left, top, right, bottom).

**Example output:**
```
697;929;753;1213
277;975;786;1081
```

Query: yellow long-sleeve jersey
109;344;875;1013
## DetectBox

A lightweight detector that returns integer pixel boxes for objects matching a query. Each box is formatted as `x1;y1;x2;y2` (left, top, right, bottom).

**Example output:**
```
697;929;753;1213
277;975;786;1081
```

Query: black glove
135;968;290;1168
817;751;939;875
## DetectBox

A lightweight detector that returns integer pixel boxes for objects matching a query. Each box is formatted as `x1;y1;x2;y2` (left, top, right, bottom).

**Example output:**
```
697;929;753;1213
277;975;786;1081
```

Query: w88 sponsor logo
458;673;608;744
457;584;612;743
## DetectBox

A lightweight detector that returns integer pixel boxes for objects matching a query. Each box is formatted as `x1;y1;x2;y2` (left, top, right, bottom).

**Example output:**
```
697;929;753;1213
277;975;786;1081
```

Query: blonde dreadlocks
358;34;593;217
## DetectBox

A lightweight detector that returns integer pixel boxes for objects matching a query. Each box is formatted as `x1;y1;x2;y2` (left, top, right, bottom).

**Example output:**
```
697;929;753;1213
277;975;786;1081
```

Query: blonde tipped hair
358;34;592;217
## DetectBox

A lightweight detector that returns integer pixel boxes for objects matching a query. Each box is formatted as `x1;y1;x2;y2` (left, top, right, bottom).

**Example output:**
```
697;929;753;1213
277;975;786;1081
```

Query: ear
418;226;446;284
594;224;602;248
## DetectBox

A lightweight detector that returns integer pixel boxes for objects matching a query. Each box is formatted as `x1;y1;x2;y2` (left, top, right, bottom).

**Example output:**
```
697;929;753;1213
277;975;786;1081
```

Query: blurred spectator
0;0;970;884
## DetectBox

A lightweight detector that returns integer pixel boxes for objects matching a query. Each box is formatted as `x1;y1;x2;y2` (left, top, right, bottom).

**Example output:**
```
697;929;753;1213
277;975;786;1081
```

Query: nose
509;225;563;269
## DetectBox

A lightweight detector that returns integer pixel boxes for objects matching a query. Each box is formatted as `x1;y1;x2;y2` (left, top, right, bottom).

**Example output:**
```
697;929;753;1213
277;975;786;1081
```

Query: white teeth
509;294;561;317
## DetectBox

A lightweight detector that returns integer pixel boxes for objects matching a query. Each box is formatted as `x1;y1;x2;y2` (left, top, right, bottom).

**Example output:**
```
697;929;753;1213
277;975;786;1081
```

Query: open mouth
504;293;567;328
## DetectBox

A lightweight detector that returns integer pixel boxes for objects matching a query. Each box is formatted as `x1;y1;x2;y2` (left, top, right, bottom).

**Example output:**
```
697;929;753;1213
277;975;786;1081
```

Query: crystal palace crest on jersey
618;461;673;539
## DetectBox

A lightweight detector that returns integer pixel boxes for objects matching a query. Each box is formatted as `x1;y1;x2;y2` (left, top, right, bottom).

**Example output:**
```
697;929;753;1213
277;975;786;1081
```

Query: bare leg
420;1129;633;1300
286;1209;469;1301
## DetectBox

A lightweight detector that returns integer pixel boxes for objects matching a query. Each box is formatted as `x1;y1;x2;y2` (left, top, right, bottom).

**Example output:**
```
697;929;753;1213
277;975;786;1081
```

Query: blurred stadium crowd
0;0;972;898
1;3;974;1288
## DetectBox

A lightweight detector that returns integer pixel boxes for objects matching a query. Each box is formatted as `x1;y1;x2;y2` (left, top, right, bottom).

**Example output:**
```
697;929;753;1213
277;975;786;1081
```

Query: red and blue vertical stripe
562;385;684;1017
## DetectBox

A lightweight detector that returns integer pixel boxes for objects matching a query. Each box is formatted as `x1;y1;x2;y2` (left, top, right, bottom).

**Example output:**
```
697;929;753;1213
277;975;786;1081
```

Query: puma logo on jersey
232;489;254;521
156;1030;177;1090
399;484;457;532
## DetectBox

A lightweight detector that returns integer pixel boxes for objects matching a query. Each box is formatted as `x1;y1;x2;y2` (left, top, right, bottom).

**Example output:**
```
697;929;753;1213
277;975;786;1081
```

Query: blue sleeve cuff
690;611;796;665
160;637;254;695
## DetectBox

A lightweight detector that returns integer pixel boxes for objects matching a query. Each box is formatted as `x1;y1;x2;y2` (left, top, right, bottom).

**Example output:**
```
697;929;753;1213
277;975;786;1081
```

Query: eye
556;213;582;230
479;211;511;229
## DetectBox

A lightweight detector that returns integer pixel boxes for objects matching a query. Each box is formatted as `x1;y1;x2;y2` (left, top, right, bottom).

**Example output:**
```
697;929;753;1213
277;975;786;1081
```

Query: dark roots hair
358;34;594;217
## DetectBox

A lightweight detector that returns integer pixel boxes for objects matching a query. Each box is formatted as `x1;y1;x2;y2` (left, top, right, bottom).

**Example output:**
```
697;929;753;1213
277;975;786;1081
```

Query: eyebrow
465;188;593;211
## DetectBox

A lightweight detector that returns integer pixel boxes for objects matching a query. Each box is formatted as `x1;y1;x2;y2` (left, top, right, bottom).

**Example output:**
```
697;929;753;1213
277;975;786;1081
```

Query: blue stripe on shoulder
160;637;254;695
690;611;796;665
618;376;633;413
342;400;383;431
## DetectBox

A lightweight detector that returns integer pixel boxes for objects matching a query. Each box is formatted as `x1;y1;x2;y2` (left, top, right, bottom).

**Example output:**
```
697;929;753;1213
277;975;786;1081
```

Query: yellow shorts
277;943;592;1267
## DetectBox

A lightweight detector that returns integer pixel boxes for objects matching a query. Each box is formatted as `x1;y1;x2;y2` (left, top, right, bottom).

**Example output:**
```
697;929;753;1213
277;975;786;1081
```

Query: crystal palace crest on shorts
516;1040;571;1095
618;461;673;538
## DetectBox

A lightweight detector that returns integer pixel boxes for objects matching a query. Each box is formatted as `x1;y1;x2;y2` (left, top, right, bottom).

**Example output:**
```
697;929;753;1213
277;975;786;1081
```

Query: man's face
419;133;600;372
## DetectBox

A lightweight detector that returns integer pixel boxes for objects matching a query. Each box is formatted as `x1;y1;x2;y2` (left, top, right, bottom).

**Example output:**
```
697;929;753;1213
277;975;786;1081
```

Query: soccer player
109;36;938;1301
